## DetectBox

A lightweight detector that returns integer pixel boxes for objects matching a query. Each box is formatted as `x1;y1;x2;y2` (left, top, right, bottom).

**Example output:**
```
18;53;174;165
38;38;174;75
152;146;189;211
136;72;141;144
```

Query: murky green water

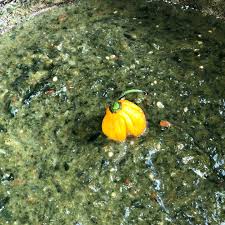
0;0;225;224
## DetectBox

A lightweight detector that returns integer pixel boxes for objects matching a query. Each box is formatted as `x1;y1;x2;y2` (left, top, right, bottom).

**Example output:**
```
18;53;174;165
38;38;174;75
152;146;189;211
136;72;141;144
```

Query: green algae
0;0;225;224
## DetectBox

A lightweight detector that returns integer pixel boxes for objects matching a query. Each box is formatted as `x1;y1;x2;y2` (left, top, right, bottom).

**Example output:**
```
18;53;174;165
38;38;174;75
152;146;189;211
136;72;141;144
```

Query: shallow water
0;0;225;224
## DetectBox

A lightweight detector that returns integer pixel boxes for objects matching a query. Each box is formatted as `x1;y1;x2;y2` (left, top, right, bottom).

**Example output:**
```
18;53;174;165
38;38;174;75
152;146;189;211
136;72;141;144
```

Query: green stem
118;89;146;100
110;101;121;113
109;89;146;113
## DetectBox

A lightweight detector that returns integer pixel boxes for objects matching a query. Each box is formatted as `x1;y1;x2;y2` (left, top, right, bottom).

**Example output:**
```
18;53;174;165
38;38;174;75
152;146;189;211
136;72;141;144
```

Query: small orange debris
58;14;68;23
160;120;171;128
149;191;158;202
45;88;55;95
124;178;130;186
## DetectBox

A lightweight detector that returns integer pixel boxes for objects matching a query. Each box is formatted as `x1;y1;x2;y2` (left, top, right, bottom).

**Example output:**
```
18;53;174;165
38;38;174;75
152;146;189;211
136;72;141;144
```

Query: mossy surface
0;1;225;224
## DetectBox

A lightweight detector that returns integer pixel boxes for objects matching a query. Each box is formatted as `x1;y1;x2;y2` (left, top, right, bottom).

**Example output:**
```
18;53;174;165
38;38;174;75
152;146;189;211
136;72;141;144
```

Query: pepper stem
110;101;121;113
109;89;146;113
118;89;146;100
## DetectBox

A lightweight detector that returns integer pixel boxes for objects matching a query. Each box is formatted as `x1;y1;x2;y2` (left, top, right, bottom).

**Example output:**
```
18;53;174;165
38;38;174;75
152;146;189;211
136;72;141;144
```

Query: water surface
0;0;224;224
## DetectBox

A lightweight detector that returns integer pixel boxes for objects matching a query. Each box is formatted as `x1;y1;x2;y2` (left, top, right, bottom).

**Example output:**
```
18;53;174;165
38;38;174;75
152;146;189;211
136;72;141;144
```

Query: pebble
156;101;164;109
199;65;204;70
110;54;117;60
170;172;176;177
110;168;116;172
156;143;161;150
108;152;114;158
56;43;62;51
135;59;140;64
111;192;117;198
52;76;58;82
177;143;184;150
183;107;188;112
148;173;155;180
130;64;136;69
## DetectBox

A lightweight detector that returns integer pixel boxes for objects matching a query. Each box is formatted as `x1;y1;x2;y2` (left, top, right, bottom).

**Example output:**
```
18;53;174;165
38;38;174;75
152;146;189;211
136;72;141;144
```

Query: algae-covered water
0;0;225;224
